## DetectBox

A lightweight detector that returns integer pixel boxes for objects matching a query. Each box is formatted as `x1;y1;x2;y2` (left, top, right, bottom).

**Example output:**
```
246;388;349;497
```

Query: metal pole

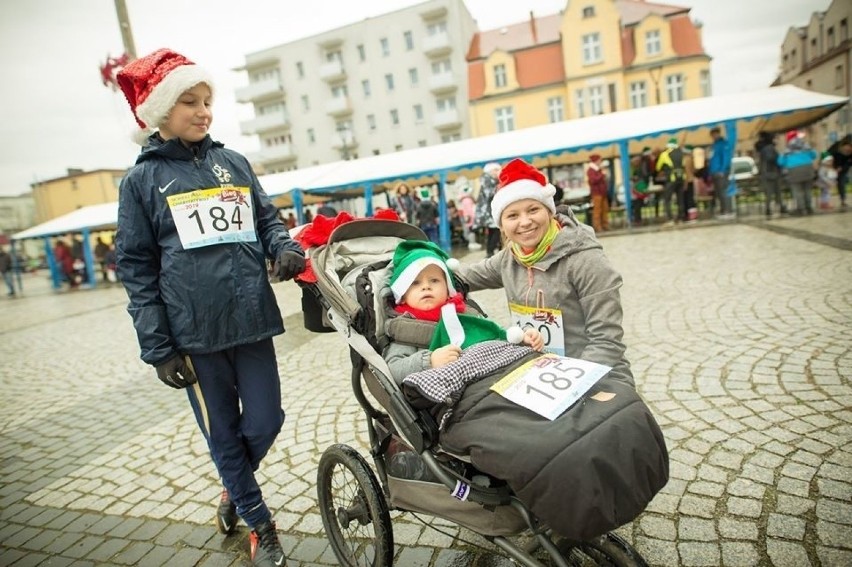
114;0;137;60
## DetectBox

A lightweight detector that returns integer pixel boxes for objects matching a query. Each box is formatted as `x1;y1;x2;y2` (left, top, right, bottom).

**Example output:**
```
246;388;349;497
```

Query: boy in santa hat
454;158;635;389
114;48;304;567
383;239;543;385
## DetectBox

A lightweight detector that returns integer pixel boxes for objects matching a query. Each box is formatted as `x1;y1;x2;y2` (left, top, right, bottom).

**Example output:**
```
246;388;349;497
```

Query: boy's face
159;82;213;144
402;263;449;310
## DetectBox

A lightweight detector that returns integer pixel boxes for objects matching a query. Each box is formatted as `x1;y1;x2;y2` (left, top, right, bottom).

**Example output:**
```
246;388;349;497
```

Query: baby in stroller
297;214;665;566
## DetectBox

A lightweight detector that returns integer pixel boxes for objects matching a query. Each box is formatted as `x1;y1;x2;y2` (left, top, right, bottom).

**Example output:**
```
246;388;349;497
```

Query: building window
629;81;647;108
582;6;595;18
326;50;342;64
665;74;685;102
841;19;848;42
395;144;404;151
367;114;376;130
331;84;348;98
307;128;315;143
296;61;304;78
427;21;447;36
589;85;604;115
645;30;661;56
836;65;844;89
404;30;414;51
581;33;602;65
699;70;711;97
575;89;586;118
413;104;424;122
357;44;365;62
301;95;310;111
494;106;515;133
385;73;395;91
547;97;564;122
441;132;461;143
431;59;452;74
494;64;507;88
436;96;456;112
828;27;835;50
390;109;399;125
418;139;427;147
409;68;419;86
362;79;371;97
380;38;390;57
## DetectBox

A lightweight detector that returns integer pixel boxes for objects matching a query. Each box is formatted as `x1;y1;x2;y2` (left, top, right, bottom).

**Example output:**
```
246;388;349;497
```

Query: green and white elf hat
389;240;459;304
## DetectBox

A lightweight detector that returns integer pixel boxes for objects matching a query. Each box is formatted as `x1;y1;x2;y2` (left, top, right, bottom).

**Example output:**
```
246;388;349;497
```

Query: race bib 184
490;354;611;420
168;187;257;250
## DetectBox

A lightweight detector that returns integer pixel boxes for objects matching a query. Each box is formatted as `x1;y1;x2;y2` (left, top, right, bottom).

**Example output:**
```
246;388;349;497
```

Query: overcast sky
0;0;830;197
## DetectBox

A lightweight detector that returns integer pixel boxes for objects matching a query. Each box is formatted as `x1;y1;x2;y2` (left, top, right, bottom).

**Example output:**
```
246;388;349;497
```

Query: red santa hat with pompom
490;158;557;226
117;48;215;145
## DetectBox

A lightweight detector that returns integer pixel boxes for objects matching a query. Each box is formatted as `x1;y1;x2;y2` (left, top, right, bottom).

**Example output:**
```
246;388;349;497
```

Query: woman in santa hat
455;158;634;389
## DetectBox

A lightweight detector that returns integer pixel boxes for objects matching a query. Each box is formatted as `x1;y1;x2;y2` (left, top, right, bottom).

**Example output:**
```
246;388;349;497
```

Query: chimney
530;10;537;43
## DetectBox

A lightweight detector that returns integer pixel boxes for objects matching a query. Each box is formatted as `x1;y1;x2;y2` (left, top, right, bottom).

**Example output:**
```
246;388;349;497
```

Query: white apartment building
235;0;477;174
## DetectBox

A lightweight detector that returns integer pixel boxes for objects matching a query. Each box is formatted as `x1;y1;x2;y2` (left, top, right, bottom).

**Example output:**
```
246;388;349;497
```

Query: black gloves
156;355;197;389
274;250;306;281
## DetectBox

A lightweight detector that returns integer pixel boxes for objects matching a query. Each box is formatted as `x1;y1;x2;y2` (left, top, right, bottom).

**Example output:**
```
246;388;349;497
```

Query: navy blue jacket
116;135;303;366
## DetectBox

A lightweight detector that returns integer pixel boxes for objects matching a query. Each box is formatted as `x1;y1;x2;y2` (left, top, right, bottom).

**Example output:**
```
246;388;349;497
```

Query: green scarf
511;219;559;267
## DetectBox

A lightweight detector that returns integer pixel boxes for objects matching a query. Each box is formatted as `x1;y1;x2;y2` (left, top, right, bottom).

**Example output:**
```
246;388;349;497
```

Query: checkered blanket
401;340;536;429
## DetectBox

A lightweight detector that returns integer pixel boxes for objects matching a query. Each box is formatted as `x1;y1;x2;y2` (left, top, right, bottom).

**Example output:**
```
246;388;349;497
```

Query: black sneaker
250;521;286;567
216;489;238;535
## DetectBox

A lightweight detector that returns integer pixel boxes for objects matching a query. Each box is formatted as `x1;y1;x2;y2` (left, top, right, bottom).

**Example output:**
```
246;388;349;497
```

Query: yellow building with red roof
467;0;712;136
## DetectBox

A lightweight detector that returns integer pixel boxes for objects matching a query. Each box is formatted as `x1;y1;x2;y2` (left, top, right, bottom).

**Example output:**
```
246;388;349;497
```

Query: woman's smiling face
500;199;551;249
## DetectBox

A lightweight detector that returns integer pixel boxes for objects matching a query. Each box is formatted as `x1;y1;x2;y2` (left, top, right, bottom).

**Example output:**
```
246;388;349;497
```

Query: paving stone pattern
1;213;850;566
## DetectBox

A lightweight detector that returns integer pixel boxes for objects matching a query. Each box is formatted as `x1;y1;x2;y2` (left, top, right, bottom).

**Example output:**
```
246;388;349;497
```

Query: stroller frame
301;219;648;567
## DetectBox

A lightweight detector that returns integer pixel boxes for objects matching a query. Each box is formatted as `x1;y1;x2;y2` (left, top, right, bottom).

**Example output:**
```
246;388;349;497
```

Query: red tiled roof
615;0;688;26
467;13;562;61
669;14;705;57
469;60;485;99
516;43;565;88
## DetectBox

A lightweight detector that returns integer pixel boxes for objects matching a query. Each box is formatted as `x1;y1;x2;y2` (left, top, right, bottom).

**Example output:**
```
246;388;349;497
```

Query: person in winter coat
456;158;634;388
472;162;503;257
777;130;818;216
708;127;734;219
755;131;787;217
828;135;851;210
414;187;439;244
587;154;609;232
115;48;304;567
392;182;418;224
655;138;686;225
816;153;837;210
53;238;76;288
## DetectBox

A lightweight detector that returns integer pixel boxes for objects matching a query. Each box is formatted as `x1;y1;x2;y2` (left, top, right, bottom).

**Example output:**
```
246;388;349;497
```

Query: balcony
428;71;458;94
331;132;358;151
325;96;353;117
248;143;297;164
239;111;290;136
318;59;346;83
235;77;284;103
423;31;452;57
432;108;461;130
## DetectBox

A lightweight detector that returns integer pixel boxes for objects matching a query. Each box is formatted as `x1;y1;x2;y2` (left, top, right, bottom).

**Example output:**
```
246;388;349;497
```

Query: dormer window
582;6;595;18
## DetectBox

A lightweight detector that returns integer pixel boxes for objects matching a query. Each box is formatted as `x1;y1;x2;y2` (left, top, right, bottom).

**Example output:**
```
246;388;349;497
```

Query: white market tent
11;85;848;288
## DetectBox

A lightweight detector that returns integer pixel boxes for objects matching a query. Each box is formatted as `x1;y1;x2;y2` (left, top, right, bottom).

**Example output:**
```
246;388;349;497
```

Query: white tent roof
13;85;847;239
13;202;118;241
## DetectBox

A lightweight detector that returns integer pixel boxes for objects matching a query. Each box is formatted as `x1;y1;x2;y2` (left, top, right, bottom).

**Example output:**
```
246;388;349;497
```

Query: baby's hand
523;329;545;352
431;345;462;368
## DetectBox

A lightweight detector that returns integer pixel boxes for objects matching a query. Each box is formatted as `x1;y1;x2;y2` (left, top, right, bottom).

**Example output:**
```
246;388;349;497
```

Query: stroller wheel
317;444;394;567
556;532;648;567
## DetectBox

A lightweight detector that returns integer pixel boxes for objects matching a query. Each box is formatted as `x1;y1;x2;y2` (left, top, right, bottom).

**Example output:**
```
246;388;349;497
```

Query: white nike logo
158;178;177;193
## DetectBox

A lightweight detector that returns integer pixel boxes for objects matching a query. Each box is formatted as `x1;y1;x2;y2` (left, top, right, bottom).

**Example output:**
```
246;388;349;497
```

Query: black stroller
298;218;654;567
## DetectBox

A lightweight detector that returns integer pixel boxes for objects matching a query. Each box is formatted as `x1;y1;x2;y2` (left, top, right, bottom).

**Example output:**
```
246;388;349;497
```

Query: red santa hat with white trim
117;48;215;145
490;158;557;226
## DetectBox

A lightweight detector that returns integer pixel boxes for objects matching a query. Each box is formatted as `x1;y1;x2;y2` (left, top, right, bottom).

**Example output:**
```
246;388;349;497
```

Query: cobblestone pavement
1;212;850;567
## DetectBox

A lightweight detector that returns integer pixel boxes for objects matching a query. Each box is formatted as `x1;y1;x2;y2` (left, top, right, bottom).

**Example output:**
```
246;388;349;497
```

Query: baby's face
402;264;449;310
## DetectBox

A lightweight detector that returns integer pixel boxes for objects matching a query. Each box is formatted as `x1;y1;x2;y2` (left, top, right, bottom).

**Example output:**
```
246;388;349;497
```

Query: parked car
731;156;759;193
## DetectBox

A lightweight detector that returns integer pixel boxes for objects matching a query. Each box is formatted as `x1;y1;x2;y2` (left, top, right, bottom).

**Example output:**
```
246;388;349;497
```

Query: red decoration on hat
785;130;799;143
117;48;215;145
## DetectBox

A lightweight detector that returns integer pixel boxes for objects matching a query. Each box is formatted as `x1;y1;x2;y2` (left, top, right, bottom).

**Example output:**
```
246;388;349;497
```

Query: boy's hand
431;345;462;368
523;329;545;352
274;250;306;281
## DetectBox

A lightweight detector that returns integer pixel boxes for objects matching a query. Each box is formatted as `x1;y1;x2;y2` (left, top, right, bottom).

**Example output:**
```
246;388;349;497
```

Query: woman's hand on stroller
431;345;462;368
